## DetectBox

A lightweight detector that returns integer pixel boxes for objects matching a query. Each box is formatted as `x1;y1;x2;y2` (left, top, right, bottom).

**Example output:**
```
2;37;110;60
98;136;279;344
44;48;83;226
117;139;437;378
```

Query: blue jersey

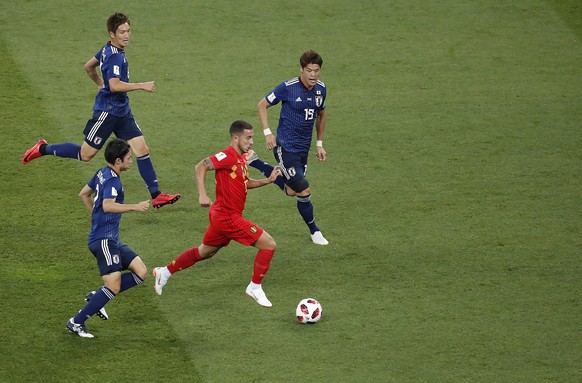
265;77;326;153
93;42;131;117
86;166;124;244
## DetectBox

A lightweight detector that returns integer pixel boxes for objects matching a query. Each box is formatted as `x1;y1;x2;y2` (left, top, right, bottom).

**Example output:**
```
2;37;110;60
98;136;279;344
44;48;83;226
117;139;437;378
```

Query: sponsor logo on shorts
250;226;258;234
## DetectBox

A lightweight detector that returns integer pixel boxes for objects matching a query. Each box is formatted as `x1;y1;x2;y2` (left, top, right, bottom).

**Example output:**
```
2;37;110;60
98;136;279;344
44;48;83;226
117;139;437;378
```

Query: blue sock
136;154;160;197
44;143;81;160
273;175;286;191
297;194;320;234
120;272;144;293
249;159;273;176
73;286;115;324
249;160;286;191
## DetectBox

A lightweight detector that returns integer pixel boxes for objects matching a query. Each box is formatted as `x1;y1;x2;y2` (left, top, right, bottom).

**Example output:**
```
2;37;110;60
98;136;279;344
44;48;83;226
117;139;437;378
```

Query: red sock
167;247;203;274
252;249;275;284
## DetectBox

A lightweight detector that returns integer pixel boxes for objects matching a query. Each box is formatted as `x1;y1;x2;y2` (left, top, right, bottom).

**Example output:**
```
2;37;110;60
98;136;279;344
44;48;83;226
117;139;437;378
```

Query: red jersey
208;146;249;216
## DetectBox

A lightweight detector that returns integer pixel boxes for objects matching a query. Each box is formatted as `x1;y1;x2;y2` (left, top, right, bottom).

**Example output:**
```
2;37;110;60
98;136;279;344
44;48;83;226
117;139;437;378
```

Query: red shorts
202;210;264;247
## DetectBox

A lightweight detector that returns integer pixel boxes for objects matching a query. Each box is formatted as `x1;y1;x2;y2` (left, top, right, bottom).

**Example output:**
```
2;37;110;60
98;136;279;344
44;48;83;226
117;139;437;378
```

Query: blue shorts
83;110;143;149
273;146;310;192
88;239;138;276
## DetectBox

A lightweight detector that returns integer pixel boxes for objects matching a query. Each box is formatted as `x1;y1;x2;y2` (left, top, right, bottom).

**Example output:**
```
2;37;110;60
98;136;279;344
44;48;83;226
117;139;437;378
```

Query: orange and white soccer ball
296;298;322;324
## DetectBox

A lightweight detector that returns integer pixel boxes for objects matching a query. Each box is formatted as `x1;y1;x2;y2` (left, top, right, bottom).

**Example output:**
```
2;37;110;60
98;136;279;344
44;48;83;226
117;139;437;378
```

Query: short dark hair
300;50;323;68
229;120;253;136
107;12;130;34
104;139;131;165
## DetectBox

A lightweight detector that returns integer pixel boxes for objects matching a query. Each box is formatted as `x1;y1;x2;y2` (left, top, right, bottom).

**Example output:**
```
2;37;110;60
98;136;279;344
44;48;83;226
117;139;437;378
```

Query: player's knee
286;178;310;194
202;252;216;260
199;245;219;260
297;188;312;198
263;233;277;250
136;267;148;281
107;284;121;295
260;241;276;251
135;145;150;157
128;257;147;280
284;185;296;196
80;152;96;162
129;138;150;157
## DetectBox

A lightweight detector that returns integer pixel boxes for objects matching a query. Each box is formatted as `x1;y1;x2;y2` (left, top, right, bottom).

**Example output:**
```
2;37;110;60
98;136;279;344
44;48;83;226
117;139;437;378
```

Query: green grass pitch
0;1;580;382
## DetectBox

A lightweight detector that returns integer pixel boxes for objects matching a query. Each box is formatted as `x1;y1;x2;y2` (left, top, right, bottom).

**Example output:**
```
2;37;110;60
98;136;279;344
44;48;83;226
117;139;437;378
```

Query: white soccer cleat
310;231;329;245
66;318;94;338
153;267;170;296
245;283;272;308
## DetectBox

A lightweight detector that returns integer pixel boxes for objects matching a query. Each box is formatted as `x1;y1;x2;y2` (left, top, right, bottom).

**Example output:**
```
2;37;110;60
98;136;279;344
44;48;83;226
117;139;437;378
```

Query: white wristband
316;140;323;147
263;128;272;136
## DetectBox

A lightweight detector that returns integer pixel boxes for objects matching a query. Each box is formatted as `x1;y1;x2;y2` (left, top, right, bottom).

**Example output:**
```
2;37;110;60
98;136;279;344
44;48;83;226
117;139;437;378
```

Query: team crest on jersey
315;96;323;107
250;226;258;234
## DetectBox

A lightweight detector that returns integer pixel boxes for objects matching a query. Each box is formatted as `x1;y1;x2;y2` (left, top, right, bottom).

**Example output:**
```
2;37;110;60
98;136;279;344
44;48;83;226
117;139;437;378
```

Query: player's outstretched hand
199;195;213;208
142;81;155;93
269;166;282;182
135;200;150;212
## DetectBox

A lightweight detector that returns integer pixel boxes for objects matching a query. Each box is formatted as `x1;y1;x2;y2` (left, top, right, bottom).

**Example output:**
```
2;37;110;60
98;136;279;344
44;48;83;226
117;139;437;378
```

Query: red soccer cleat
152;192;181;209
22;139;47;165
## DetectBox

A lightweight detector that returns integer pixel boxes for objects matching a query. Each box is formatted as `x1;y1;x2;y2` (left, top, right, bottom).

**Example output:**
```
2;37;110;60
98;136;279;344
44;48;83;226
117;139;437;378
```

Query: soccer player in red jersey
153;120;281;307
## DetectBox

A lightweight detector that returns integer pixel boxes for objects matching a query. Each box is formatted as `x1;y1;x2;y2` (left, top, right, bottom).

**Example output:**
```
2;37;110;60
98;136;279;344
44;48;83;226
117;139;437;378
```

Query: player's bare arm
109;77;155;93
315;110;326;140
79;184;95;212
247;166;282;189
102;198;150;213
315;110;327;161
84;57;104;89
257;98;277;150
195;157;214;207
